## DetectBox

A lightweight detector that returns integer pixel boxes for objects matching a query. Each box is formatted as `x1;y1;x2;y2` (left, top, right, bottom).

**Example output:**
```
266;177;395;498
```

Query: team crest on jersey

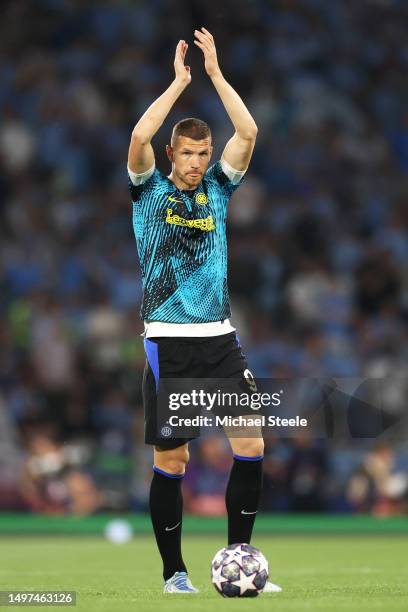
195;192;208;205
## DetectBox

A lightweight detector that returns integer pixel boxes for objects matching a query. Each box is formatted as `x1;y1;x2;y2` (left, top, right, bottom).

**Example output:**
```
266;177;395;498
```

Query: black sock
225;454;263;545
149;467;187;581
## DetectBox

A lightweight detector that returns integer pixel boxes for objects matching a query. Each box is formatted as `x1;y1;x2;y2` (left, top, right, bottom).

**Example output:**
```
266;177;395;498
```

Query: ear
166;144;173;162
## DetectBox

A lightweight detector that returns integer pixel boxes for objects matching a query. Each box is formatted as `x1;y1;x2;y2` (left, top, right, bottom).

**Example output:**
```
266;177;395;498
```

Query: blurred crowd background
0;0;407;517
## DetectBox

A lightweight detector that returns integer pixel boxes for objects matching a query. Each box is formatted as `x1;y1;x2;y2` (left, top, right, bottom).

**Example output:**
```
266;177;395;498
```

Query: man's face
166;136;212;189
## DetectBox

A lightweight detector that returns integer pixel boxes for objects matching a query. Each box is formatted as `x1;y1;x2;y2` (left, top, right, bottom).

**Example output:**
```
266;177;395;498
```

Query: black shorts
142;331;250;449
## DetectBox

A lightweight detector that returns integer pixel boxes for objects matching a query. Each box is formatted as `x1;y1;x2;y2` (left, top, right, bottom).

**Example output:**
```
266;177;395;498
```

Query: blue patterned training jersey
129;162;243;323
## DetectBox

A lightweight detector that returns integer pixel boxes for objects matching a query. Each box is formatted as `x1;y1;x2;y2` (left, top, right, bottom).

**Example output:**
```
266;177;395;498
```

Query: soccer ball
211;543;269;597
104;519;133;544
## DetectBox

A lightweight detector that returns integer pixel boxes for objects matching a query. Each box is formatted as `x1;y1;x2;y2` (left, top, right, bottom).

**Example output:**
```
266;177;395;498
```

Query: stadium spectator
19;424;101;515
346;444;408;515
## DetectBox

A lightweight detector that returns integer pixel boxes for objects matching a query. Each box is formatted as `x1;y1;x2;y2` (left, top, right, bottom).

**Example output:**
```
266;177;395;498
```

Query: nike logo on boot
241;510;258;515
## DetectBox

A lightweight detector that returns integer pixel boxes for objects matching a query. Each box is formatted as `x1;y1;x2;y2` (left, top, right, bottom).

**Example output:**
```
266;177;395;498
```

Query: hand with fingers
194;27;221;78
174;39;191;86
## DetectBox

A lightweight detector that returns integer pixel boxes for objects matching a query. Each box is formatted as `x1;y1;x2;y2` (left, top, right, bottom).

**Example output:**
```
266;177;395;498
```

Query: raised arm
128;40;191;174
194;27;258;171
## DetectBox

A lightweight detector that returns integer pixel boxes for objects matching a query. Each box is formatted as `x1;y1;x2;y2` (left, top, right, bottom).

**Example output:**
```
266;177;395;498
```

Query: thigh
204;332;249;379
142;337;198;448
205;335;263;447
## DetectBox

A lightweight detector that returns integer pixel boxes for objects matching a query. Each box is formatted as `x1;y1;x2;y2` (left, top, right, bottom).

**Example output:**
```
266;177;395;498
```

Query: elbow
250;123;258;139
240;124;258;141
131;128;150;146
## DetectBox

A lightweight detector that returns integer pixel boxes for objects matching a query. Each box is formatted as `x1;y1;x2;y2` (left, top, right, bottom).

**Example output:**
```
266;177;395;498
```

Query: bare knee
154;444;189;475
230;438;264;459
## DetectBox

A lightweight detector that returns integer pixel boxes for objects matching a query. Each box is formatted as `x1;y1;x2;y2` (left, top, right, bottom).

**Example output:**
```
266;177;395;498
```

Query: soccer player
128;28;281;594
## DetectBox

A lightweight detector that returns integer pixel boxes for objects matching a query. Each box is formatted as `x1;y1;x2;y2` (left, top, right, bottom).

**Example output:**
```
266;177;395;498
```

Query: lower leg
225;438;264;545
149;445;189;580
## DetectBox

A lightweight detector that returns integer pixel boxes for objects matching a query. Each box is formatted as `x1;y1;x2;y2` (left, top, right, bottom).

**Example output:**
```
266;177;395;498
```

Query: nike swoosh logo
168;196;183;203
165;521;181;531
241;510;258;515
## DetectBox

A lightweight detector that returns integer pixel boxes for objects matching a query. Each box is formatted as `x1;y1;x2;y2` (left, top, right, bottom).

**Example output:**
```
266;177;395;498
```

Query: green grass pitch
1;536;407;611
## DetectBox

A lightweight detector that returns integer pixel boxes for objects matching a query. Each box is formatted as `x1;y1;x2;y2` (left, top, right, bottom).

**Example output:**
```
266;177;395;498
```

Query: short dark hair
171;118;211;146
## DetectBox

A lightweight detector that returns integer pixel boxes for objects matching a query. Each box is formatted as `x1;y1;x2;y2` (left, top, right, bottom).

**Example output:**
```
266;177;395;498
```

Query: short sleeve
128;168;161;203
205;161;245;198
